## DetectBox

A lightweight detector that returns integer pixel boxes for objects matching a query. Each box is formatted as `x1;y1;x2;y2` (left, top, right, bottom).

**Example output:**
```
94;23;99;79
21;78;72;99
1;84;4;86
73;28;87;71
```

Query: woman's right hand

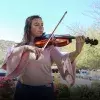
24;45;43;60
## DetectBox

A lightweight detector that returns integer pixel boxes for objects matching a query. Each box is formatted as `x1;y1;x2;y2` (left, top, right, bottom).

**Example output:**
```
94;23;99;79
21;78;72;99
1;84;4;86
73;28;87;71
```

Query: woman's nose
39;26;43;30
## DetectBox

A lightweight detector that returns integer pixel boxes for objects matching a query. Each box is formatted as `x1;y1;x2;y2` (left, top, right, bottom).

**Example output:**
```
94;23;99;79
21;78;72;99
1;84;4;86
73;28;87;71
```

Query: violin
34;33;98;48
34;11;98;49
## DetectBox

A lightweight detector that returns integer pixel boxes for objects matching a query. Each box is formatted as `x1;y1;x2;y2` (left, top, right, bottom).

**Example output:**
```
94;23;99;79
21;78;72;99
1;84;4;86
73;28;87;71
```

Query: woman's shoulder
6;43;21;54
47;45;60;50
46;45;62;53
7;44;16;51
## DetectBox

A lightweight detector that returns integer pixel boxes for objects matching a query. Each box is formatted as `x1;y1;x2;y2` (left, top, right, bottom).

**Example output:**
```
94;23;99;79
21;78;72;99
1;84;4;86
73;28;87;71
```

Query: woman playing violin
2;15;85;100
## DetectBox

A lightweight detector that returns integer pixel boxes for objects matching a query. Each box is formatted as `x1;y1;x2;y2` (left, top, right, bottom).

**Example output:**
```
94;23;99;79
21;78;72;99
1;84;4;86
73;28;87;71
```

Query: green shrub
56;84;100;100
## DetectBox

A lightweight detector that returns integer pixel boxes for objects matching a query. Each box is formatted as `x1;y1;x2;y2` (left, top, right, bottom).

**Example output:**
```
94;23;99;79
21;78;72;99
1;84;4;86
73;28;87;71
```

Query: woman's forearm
69;50;80;62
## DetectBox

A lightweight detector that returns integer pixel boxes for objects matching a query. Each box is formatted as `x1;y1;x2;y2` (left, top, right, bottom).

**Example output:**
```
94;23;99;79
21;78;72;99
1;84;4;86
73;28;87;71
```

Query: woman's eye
35;24;39;26
34;23;43;27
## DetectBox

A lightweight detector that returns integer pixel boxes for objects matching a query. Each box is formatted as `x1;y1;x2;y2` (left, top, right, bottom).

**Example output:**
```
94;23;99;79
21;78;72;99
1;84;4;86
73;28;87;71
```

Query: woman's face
31;18;44;37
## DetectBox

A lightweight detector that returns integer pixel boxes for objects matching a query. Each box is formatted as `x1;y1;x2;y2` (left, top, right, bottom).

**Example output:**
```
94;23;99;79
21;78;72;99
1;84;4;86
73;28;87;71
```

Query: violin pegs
85;37;98;45
85;37;91;44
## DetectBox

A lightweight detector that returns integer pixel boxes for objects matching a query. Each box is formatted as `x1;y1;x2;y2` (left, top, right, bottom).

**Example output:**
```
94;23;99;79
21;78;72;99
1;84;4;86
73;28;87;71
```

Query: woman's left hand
75;36;85;54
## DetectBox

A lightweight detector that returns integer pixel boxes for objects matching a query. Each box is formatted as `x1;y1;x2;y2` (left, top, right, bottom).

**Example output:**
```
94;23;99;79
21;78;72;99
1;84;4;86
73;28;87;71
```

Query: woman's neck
29;36;35;45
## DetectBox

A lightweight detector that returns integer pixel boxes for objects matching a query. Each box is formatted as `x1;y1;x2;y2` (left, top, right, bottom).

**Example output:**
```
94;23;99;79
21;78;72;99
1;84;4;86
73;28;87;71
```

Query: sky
0;0;97;42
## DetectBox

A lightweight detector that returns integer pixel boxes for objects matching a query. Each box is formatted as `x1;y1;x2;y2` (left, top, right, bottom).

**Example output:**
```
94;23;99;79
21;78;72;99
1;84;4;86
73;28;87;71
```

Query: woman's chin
36;33;43;37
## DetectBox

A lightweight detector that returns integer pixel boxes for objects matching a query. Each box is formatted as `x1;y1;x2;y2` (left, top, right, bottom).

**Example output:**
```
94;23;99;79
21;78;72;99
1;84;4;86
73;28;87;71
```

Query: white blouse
2;45;76;86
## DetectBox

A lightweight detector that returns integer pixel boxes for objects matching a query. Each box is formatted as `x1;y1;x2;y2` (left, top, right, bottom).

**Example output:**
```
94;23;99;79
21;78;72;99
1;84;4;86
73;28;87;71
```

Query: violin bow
42;11;67;50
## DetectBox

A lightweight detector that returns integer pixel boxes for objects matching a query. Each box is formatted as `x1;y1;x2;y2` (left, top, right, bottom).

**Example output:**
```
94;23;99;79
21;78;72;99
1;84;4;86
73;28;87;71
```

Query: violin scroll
85;37;98;46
